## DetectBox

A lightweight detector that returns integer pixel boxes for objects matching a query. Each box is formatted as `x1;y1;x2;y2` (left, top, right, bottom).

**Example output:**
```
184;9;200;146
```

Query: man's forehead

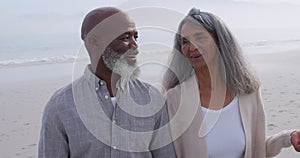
114;13;136;29
81;7;120;40
123;23;137;33
82;8;136;40
91;12;135;33
120;29;138;36
87;11;137;46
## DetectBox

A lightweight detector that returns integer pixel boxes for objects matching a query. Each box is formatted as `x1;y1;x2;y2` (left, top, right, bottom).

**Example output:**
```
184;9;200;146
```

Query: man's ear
84;35;98;48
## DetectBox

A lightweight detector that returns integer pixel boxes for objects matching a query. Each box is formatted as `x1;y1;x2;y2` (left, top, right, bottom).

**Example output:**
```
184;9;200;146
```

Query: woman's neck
195;65;234;110
195;65;222;90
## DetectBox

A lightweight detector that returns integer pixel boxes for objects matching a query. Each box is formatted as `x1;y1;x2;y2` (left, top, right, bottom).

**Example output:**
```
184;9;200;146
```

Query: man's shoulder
45;83;74;112
51;83;73;101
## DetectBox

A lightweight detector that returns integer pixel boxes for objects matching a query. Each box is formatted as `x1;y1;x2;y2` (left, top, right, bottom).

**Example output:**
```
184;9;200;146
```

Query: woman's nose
188;43;197;52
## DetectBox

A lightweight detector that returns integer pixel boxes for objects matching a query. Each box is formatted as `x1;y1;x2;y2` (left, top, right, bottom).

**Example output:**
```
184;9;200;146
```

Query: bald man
38;7;176;158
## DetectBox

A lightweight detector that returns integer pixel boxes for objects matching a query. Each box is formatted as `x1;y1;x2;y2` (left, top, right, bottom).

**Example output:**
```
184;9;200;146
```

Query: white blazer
166;75;293;158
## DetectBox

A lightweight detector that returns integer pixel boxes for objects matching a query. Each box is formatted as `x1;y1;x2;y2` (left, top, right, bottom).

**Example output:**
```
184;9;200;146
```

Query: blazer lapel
238;94;254;158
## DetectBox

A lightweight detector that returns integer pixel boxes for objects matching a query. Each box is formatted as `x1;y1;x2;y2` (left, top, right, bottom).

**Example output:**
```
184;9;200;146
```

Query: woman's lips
190;53;202;59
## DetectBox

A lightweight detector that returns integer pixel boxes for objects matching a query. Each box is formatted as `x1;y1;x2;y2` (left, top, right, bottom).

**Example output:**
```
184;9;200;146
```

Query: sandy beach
1;49;300;158
247;49;300;157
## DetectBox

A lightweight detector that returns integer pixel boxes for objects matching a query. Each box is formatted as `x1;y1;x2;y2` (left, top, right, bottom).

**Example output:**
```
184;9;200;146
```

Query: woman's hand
291;130;300;152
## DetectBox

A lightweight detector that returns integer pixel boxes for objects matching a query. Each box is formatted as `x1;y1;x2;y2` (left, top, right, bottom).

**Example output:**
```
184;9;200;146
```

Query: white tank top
201;97;245;158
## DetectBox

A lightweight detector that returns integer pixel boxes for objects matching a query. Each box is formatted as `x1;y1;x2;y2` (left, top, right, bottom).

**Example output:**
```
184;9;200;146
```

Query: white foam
0;55;89;68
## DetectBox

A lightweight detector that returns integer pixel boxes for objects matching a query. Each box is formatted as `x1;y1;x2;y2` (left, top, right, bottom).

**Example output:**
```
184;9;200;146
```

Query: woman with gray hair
164;8;300;158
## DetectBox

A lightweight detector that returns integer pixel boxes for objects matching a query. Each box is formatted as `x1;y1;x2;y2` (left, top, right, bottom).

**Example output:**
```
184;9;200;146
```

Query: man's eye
134;35;138;40
119;36;129;40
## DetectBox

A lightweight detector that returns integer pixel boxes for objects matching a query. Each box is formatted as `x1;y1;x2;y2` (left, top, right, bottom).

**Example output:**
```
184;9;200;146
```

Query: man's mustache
124;49;139;56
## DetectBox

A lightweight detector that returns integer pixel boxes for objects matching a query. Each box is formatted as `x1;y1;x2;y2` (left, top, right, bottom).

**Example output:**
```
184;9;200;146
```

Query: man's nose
129;37;138;49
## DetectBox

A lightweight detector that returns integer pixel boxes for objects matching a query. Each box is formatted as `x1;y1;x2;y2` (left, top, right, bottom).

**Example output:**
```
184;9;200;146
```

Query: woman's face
180;22;219;70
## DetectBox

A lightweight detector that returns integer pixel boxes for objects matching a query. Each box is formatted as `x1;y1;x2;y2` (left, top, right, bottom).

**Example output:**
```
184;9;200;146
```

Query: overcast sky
235;0;300;5
1;0;300;46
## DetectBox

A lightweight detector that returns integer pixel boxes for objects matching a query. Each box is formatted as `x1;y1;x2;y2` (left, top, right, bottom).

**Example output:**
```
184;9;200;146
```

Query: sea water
1;27;300;69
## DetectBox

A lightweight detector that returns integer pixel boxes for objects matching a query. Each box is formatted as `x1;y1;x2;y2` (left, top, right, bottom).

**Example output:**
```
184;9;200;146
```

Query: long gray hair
163;8;259;95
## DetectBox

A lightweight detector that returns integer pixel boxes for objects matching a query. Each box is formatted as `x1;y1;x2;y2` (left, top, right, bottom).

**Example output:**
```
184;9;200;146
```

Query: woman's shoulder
166;75;199;100
166;84;181;102
237;87;263;111
237;86;261;98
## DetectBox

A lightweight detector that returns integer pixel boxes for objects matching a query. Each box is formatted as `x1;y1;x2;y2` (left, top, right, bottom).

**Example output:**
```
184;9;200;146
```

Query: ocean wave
0;55;88;68
1;38;300;68
241;39;300;48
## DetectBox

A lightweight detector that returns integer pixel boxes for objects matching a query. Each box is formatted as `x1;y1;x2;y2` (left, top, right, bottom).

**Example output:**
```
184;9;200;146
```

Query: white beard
102;47;140;89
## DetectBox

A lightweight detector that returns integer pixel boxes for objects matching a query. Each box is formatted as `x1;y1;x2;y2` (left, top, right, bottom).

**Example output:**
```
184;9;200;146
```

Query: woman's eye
182;38;189;45
195;35;206;42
